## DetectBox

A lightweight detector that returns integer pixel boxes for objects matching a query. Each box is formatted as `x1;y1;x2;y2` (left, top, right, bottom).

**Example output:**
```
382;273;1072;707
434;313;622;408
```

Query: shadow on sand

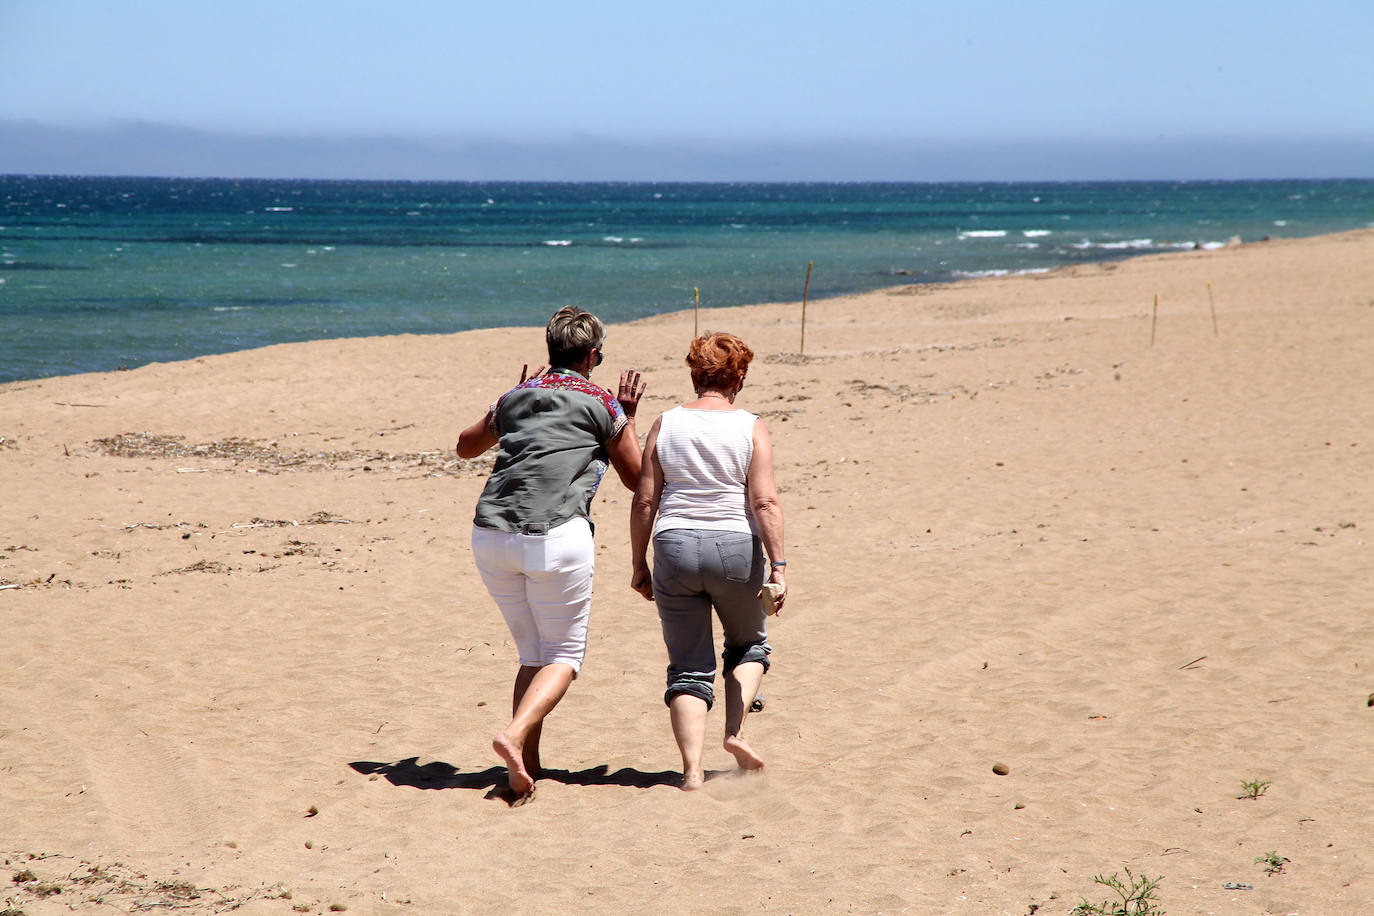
349;757;681;804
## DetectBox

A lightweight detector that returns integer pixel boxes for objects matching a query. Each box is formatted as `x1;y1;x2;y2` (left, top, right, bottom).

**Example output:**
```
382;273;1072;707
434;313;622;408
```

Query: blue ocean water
3;176;1373;384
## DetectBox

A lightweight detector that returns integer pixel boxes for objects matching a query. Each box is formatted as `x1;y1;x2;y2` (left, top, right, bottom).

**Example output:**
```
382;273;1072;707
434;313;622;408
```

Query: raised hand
519;364;547;384
617;369;646;418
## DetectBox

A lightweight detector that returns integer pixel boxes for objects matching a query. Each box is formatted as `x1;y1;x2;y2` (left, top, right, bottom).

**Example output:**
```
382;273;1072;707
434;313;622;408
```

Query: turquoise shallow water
3;177;1373;384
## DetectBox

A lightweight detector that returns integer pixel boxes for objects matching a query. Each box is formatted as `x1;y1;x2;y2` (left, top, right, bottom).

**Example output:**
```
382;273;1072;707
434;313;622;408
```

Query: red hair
686;332;754;392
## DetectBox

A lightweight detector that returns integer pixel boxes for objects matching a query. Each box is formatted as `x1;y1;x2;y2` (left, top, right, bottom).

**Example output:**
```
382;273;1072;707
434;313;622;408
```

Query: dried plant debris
156;560;232;577
767;352;835;365
90;431;492;476
3;853;290;912
278;539;320;557
848;379;972;402
1;574;77;591
231;512;355;529
112;521;208;532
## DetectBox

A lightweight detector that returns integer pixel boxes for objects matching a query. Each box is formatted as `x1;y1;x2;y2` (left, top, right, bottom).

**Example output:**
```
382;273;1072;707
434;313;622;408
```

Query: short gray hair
545;306;605;367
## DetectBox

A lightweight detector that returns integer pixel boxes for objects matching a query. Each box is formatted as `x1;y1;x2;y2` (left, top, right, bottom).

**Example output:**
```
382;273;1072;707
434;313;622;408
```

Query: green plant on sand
1255;850;1290;876
1238;778;1272;800
1071;867;1164;916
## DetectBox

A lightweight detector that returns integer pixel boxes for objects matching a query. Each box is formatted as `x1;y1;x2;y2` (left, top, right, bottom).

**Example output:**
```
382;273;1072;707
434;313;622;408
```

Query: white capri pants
471;517;595;673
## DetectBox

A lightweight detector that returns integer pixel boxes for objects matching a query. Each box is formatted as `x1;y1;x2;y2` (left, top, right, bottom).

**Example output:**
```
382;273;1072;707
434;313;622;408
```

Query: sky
1;0;1371;180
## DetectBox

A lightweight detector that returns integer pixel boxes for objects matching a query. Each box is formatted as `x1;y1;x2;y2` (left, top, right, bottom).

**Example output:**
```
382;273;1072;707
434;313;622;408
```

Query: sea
3;176;1373;385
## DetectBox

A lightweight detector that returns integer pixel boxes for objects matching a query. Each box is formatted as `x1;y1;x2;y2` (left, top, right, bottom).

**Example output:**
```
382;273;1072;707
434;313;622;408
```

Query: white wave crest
958;230;1007;239
1022;229;1052;237
543;240;573;247
1073;238;1154;250
953;267;1052;279
1073;237;1229;252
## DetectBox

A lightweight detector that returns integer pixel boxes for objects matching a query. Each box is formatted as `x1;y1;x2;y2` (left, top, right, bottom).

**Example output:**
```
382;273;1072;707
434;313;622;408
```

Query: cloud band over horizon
3;120;1372;182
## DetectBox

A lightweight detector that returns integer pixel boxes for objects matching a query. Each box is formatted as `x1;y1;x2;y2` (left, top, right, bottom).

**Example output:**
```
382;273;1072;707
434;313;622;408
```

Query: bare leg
723;661;765;771
668;693;709;790
494;663;575;796
511;665;544;780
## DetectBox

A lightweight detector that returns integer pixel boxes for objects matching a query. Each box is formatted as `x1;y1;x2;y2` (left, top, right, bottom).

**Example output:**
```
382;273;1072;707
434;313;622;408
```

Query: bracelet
770;560;787;568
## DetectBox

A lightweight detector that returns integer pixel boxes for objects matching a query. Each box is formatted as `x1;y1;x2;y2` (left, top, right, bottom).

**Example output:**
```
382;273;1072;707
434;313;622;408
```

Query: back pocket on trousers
716;536;755;582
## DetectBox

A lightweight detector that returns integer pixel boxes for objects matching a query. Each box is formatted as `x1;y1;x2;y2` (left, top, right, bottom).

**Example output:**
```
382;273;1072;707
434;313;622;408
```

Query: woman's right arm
456;411;497;458
747;420;787;612
457;366;540;459
629;416;664;601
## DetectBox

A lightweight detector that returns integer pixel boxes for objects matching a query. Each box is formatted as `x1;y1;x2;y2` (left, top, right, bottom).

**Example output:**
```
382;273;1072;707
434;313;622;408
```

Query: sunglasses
594;346;604;367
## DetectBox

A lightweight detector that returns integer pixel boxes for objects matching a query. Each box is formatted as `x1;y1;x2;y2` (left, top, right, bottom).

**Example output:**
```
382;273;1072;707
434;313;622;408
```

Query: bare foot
508;782;537;807
493;733;534;795
724;734;765;771
680;769;705;791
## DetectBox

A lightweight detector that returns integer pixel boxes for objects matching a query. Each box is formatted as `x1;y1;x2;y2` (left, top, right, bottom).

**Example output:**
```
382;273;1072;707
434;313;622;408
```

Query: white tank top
653;406;758;535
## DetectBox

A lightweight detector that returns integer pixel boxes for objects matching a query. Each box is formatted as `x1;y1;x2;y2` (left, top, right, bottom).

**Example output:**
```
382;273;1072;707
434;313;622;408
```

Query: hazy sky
2;0;1371;179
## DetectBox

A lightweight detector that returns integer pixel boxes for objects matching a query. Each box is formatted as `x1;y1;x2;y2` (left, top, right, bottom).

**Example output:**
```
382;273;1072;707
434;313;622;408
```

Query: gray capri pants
652;528;772;709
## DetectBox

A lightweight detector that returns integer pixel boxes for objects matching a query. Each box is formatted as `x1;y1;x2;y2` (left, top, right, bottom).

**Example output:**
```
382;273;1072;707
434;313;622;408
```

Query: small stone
992;762;1010;776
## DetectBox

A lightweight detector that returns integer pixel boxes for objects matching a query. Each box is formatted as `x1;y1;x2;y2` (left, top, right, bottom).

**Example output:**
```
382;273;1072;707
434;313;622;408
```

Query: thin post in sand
1207;282;1218;336
800;260;813;355
1150;293;1159;346
693;287;700;337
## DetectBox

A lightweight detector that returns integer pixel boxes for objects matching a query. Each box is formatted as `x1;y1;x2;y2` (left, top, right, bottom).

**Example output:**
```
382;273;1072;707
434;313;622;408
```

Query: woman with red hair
630;332;788;790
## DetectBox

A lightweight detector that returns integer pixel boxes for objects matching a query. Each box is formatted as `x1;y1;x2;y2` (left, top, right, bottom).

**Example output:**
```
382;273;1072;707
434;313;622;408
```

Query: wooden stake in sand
800;260;813;355
693;287;700;337
1150;293;1159;346
1207;282;1218;336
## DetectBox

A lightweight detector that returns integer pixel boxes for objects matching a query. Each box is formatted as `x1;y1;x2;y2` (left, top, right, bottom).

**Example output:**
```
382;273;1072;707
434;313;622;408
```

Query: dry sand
2;229;1372;914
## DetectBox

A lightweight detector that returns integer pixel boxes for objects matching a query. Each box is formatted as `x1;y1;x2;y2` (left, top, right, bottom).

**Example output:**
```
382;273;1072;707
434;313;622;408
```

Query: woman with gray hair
457;306;645;802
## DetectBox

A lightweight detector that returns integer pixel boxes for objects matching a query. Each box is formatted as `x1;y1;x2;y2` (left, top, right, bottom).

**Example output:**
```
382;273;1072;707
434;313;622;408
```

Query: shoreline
5;225;1371;392
2;226;1372;913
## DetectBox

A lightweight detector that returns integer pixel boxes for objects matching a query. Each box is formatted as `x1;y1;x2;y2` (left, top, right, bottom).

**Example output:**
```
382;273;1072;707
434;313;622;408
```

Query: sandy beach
3;229;1372;914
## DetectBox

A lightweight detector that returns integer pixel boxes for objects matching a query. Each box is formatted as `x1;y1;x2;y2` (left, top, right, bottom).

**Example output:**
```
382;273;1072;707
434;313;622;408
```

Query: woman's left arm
605;370;646;489
747;420;787;612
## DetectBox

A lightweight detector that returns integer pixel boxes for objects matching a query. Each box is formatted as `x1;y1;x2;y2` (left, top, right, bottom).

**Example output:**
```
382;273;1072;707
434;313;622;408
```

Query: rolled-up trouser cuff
723;641;771;676
665;680;715;711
